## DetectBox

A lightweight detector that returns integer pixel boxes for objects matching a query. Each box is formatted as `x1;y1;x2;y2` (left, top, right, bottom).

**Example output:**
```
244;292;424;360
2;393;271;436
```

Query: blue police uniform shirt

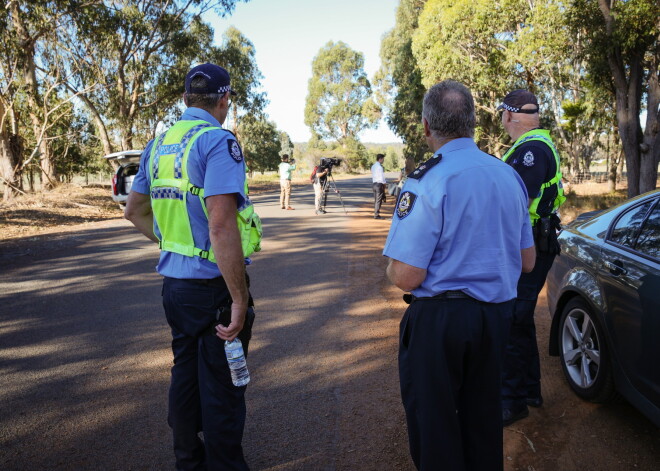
383;138;534;303
131;107;247;279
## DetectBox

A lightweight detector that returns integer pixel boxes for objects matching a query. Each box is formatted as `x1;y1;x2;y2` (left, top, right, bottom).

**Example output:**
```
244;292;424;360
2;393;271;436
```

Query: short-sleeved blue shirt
383;138;534;303
131;107;247;279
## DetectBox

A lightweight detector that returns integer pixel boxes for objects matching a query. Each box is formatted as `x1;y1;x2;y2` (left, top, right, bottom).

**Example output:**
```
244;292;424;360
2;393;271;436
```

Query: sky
205;0;401;144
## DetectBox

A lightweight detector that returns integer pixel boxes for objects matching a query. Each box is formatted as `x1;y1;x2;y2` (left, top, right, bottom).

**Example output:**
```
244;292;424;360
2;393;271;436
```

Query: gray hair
422;80;476;139
184;76;224;109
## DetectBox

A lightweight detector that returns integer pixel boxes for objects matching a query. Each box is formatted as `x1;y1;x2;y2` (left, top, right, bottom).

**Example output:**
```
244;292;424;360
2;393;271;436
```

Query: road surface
1;174;659;470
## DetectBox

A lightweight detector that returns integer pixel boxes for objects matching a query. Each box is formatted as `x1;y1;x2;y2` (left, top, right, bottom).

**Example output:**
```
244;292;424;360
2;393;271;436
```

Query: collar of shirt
436;137;478;155
182;107;222;128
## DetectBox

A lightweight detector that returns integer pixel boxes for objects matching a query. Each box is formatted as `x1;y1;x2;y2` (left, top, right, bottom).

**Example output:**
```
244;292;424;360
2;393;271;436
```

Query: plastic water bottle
224;338;250;387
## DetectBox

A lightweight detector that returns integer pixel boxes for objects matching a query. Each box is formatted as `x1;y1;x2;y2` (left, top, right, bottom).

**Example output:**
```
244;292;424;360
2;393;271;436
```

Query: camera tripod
321;173;348;214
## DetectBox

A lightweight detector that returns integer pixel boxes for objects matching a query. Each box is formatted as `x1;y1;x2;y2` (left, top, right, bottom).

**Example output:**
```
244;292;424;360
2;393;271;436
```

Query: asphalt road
3;174;660;471
0;174;411;471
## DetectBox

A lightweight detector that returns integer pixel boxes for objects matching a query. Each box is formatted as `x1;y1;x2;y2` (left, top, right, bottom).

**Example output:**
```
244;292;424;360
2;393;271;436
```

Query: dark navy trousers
162;277;254;471
501;251;556;408
399;297;513;471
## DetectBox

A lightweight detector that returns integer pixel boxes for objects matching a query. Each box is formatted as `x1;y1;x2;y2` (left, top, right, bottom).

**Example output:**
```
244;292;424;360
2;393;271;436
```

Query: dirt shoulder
0;180;313;243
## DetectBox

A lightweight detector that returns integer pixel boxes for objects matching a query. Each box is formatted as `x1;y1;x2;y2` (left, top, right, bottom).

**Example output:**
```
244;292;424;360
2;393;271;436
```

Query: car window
635;202;660;259
608;201;653;248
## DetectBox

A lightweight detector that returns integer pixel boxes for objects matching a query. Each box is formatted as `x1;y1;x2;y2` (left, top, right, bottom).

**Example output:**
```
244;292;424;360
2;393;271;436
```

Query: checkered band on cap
500;103;522;113
217;85;233;94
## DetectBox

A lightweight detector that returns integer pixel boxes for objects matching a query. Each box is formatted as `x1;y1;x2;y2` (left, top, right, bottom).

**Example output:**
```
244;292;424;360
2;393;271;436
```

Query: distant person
279;154;296;210
313;163;329;215
498;89;565;427
125;62;260;471
383;80;535;470
371;153;386;219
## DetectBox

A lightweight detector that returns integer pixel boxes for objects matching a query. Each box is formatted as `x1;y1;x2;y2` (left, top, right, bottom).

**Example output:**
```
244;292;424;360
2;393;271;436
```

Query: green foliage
238;116;281;174
304;41;378;144
211;26;267;133
279;131;294;157
377;0;428;171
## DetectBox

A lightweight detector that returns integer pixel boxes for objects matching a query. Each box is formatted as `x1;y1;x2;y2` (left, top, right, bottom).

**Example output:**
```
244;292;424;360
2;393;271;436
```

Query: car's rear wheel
558;297;617;403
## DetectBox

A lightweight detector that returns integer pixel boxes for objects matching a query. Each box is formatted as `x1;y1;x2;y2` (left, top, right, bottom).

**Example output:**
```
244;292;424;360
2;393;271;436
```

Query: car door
599;197;660;404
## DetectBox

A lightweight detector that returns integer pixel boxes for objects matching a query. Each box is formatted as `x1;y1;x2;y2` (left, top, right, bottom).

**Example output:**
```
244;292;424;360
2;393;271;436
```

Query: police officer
384;80;535;470
497;89;565;426
125;63;260;470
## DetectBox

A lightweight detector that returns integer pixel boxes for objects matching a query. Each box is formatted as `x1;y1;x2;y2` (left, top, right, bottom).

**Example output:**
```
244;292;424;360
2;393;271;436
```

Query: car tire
558;297;617;403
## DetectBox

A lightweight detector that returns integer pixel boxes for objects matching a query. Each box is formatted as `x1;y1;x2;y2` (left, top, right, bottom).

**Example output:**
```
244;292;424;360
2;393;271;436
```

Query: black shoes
374;215;382;219
502;405;529;427
526;396;544;408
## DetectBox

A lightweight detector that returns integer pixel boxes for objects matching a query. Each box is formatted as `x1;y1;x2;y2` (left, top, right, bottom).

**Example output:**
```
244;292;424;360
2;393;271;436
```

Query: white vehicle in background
104;150;142;207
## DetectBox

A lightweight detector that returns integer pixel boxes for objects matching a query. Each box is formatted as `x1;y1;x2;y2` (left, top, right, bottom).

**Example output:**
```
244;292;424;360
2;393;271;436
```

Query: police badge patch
522;150;535;167
227;139;243;162
396;191;417;219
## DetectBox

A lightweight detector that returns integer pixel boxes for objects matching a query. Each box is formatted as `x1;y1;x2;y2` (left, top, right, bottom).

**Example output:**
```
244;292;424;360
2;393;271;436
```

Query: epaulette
407;154;442;180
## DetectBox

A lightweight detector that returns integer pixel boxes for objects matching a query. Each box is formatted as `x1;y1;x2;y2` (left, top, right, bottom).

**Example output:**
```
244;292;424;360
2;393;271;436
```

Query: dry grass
0;179;652;242
560;181;629;222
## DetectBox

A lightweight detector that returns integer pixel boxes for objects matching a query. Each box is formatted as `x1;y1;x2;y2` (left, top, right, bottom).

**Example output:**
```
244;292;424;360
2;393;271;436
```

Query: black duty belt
403;290;472;305
186;276;226;288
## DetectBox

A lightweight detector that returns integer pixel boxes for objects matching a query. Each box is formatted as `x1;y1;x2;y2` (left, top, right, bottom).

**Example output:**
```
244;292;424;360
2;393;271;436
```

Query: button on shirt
131;107;248;279
383;138;534;303
371;161;386;183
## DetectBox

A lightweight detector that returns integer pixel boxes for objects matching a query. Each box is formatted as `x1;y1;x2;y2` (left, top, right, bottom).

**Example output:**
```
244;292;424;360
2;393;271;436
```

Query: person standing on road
313;164;329;215
371;153;387;219
498;89;565;427
279;154;296;210
383;80;535;471
125;63;261;471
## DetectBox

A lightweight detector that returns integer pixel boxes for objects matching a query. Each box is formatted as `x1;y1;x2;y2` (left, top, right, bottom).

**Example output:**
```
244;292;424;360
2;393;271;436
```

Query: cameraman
279;154;296;210
371;153;387;219
313;164;329;215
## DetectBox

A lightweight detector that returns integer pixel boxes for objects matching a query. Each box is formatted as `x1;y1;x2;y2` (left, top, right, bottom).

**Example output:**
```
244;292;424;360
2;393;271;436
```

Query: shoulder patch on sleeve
227;139;243;162
407;154;442;180
396;191;418;219
522;150;535;167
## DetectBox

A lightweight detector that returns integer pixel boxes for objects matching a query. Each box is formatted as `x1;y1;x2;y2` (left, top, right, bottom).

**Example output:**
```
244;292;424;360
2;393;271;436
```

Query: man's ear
422;117;431;137
182;93;188;107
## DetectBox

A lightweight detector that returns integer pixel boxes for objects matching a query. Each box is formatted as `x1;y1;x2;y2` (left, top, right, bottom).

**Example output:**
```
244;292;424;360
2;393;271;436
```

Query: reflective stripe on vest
148;120;262;261
502;129;566;223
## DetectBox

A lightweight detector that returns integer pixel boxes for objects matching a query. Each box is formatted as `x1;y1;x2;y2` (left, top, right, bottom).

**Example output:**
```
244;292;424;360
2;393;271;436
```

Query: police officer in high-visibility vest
497;90;565;427
126;63;261;470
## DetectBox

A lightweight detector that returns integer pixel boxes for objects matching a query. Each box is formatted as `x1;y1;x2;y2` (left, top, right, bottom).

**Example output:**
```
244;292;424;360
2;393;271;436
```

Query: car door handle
604;260;627;276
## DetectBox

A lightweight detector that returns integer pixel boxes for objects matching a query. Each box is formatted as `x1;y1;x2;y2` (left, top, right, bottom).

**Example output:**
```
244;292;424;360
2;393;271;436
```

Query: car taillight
112;174;118;195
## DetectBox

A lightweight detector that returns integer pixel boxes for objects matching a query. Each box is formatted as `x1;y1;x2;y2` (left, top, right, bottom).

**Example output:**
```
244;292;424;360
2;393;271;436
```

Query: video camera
319;157;342;174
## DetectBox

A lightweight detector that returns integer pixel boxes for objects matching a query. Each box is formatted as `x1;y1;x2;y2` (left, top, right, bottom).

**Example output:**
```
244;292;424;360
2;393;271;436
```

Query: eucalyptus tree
2;0;89;190
211;26;267;135
412;0;513;155
237;116;281;174
568;0;659;196
304;40;378;164
377;0;428;173
279;131;294;158
64;0;244;153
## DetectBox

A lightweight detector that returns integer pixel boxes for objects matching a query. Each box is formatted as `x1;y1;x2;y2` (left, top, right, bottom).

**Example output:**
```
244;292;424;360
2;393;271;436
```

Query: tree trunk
640;50;660;193
74;91;114;156
0;101;21;201
11;1;57;189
